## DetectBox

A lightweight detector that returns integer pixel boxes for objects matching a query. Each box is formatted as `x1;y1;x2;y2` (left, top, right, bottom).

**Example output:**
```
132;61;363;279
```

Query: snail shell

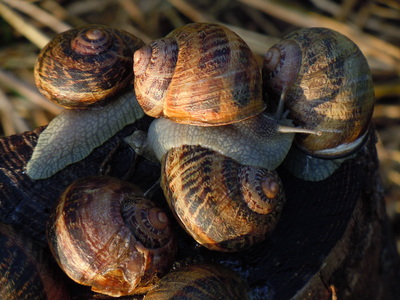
133;22;265;126
46;176;177;297
161;145;285;252
0;223;69;300
263;27;374;158
27;25;145;180
35;24;143;109
144;263;249;299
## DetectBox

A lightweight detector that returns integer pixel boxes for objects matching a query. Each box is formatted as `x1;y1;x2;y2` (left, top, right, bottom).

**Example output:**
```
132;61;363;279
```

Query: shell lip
294;128;370;160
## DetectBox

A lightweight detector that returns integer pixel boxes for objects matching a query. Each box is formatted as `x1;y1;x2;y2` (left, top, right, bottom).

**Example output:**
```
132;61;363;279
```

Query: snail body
26;25;145;180
161;145;285;252
144;263;248;299
134;22;265;126
0;223;69;300
263;27;375;180
46;176;177;297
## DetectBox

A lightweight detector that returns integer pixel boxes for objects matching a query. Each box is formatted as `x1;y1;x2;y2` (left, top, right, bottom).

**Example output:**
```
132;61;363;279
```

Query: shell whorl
134;22;265;126
263;27;375;157
161;145;285;252
35;24;144;109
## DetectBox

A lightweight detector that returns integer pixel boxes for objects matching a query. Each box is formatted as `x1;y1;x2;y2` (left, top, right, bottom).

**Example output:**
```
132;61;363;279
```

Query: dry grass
1;0;399;249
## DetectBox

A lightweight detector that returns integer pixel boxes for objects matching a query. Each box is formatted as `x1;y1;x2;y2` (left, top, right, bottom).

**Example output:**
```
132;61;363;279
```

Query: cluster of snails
23;22;374;297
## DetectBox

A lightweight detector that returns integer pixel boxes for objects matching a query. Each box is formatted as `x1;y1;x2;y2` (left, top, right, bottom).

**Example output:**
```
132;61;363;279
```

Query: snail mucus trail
26;25;145;180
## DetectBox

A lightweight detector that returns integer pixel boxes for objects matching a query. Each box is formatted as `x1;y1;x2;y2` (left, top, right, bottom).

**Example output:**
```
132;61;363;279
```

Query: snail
144;263;249;299
0;223;69;300
131;23;321;251
26;24;145;180
46;176;177;297
131;23;323;252
262;27;375;181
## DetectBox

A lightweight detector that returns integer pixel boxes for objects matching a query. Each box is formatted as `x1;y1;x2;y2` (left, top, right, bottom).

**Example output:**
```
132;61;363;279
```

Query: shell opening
133;45;152;76
148;207;169;231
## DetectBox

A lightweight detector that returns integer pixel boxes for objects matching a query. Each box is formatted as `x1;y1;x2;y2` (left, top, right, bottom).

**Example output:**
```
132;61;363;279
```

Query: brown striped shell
133;22;265;126
46;176;177;297
35;24;144;109
263;27;375;158
161;145;285;252
144;263;249;299
0;223;69;300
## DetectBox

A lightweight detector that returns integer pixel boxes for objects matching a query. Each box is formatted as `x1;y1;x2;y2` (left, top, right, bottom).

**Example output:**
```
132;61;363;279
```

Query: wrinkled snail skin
263;27;375;181
0;223;69;300
26;25;145;180
133;22;265;126
46;176;177;297
144;263;249;300
161;145;285;252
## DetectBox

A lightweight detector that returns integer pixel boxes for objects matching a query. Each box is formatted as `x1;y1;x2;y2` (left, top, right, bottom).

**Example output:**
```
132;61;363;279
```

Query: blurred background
0;0;399;251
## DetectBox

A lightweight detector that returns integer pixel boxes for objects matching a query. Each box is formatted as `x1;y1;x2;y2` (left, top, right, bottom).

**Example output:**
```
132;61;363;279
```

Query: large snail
26;25;145;180
144;263;249;299
0;223;69;300
46;176;177;297
263;27;375;181
131;23;320;252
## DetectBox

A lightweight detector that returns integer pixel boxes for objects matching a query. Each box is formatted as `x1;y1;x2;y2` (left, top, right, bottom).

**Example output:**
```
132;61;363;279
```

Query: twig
0;2;50;48
1;0;71;33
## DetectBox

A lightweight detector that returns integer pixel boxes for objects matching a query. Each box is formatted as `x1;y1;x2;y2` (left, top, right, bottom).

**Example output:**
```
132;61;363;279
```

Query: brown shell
144;263;249;299
0;223;69;300
134;22;265;126
46;176;177;297
263;27;375;157
35;24;144;109
161;145;285;252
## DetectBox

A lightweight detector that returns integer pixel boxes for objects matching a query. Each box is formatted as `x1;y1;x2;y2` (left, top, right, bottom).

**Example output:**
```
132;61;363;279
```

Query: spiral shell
46;176;177;297
134;22;265;126
263;27;375;158
35;24;144;108
161;145;285;252
144;263;249;299
0;223;68;300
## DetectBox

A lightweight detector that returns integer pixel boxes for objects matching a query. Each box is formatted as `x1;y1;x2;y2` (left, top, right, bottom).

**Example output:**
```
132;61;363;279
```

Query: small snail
0;223;69;300
263;27;375;181
130;23;320;251
144;263;249;299
46;176;177;297
26;25;145;180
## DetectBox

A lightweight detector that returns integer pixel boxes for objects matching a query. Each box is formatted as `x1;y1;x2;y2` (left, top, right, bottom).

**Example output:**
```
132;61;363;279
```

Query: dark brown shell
161;145;285;252
144;263;249;299
35;24;144;109
0;223;69;300
46;176;177;297
134;22;265;126
263;27;375;157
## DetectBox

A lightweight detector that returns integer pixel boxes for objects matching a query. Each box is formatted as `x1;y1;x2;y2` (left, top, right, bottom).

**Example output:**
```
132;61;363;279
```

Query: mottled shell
134;22;265;126
35;24;144;109
161;145;285;252
46;176;177;297
144;263;249;300
0;224;68;300
263;27;375;158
